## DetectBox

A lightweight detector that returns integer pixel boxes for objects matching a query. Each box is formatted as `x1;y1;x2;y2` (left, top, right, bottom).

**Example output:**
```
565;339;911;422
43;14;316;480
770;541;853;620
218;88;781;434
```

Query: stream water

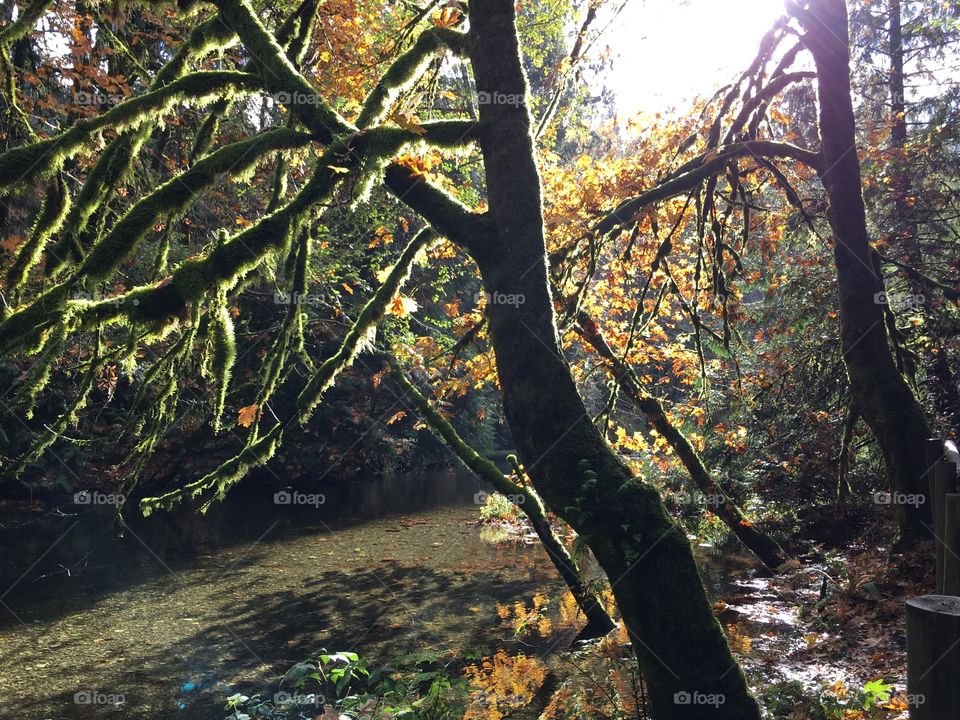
0;470;561;720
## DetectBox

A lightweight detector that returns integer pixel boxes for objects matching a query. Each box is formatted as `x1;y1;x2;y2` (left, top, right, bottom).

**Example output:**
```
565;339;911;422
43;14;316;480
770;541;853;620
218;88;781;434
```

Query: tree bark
797;0;933;541
451;1;762;716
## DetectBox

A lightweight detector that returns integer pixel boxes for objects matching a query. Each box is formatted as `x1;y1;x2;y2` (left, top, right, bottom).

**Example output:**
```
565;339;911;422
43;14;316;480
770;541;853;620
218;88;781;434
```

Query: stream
0;468;876;720
0;470;561;719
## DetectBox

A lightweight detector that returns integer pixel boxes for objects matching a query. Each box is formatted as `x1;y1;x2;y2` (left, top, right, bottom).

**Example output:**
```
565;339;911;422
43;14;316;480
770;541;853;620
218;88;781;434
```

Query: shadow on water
0;469;482;627
0;470;561;720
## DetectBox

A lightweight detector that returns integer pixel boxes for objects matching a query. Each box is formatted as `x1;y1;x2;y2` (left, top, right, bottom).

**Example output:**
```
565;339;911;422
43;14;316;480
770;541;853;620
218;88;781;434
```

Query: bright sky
600;0;788;118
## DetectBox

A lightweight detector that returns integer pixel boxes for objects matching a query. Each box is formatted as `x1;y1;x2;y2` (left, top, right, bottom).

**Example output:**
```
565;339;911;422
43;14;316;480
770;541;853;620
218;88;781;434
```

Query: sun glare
602;0;787;118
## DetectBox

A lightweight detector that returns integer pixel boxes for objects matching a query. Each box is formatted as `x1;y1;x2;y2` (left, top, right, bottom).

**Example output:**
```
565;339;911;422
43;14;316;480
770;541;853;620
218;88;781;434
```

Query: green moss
6;173;70;300
0;70;262;190
13;320;71;419
8;332;99;476
275;0;321;66
45;15;237;275
78;128;311;282
207;298;236;432
356;28;468;129
189;98;232;162
140;423;283;515
0;0;52;44
215;0;353;142
295;227;439;422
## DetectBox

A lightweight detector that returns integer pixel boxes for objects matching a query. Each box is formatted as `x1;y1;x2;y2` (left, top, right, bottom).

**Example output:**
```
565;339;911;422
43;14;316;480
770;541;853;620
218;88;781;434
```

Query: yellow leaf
1;234;25;254
237;404;260;428
386;410;406;425
395;155;430;179
386;294;418;317
388;111;427;136
432;6;462;28
341;283;354;295
327;165;350;174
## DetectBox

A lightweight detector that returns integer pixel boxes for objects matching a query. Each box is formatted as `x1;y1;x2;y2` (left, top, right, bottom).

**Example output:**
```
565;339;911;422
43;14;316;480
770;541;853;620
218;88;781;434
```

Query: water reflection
0;470;561;720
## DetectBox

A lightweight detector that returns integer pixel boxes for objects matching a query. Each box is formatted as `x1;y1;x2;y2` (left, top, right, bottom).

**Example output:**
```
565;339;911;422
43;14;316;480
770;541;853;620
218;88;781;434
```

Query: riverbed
0;470;561;719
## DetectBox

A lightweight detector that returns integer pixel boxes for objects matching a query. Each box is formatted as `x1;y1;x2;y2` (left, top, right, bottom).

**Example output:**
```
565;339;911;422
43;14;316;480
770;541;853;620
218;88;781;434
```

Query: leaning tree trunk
800;0;932;541
392;367;616;640
461;1;761;716
575;311;789;572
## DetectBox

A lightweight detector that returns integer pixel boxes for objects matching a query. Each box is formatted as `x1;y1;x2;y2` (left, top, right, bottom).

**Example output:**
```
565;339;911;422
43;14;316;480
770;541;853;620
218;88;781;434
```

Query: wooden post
906;595;960;719
933;461;955;594
943;494;960;596
925;437;944;505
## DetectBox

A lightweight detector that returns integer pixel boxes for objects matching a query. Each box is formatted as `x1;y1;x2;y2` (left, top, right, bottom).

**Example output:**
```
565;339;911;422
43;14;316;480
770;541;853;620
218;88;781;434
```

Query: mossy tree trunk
797;0;932;541
389;1;763;716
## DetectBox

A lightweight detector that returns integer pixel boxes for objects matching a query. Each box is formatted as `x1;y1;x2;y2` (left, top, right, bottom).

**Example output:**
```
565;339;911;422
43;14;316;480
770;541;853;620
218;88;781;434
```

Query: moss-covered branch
275;0;321;67
574;310;789;571
0;0;53;44
213;0;353;141
78;128;313;281
45;15;237;273
139;228;439;513
293;227;439;422
383;161;490;247
0;70;262;189
4;331;100;478
356;27;468;129
0;121;478;356
5;173;70;300
593;140;822;237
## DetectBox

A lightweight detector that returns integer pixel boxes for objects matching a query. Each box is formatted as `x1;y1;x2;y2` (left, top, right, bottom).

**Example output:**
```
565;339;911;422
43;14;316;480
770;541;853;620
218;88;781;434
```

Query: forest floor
480;507;934;719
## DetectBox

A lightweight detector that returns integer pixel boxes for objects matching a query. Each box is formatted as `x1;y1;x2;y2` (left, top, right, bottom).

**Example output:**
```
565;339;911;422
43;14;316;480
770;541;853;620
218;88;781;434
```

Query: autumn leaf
386;410;406;425
395;155;431;179
327;165;351;174
1;235;25;254
432;6;462;28
388;111;427;135
237;404;260;428
387;294;419;317
341;282;354;295
368;226;394;249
